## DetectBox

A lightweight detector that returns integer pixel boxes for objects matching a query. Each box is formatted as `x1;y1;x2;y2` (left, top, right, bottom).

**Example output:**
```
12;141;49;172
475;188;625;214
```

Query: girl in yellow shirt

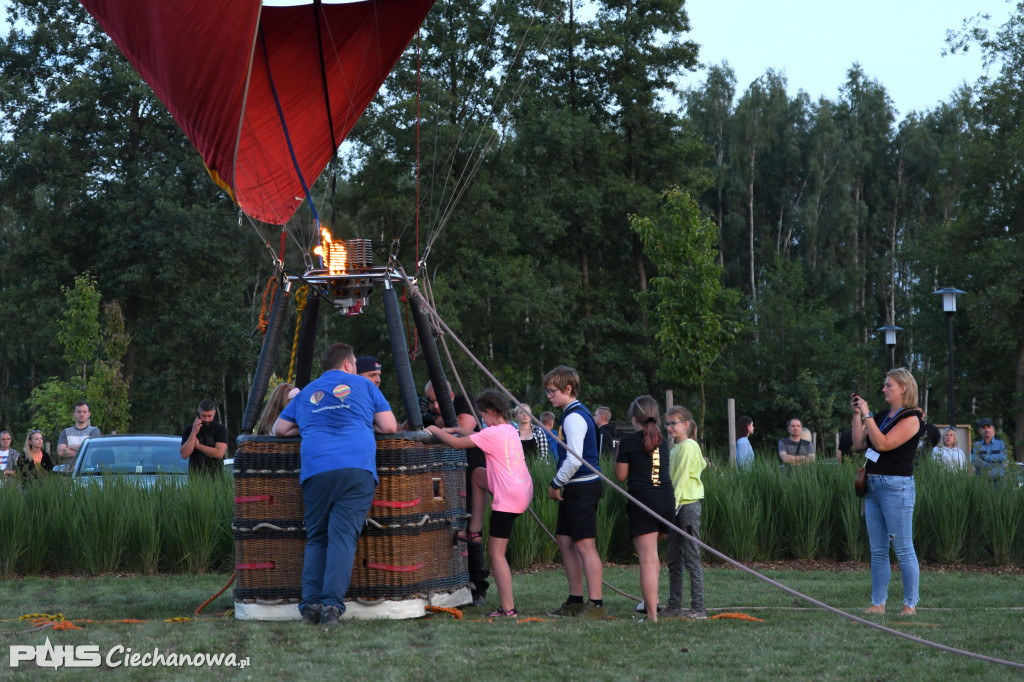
663;406;707;619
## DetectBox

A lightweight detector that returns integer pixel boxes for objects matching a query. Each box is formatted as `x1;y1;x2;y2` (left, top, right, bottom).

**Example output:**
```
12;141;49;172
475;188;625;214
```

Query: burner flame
312;226;348;275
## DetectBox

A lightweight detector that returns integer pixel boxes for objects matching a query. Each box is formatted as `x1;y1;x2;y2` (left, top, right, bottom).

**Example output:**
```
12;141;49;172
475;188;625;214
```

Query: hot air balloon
80;0;436;226
80;0;471;620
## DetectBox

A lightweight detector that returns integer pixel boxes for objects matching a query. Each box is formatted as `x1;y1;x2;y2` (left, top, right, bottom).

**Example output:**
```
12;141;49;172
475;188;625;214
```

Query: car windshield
78;439;188;475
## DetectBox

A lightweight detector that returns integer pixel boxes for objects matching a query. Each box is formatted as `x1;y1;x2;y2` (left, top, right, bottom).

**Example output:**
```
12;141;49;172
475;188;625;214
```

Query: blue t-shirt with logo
279;369;391;483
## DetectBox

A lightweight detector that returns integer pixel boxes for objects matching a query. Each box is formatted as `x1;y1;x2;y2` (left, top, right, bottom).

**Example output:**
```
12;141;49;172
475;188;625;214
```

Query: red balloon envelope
80;0;436;225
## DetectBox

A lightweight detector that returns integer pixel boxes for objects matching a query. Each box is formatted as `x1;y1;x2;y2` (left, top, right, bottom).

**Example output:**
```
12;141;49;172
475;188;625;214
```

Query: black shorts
626;486;675;537
555;479;602;541
488;510;520;539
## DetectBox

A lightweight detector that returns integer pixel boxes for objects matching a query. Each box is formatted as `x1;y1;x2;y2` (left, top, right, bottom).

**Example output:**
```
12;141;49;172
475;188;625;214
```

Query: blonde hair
255;383;296;436
886;367;919;409
665;405;696;439
24;429;43;455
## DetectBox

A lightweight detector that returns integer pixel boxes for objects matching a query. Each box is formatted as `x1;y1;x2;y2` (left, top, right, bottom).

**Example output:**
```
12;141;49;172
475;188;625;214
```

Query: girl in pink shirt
428;389;533;618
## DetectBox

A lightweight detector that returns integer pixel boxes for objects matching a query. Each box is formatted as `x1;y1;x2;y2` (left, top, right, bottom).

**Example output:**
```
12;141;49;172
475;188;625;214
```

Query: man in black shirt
594;406;617;455
179;399;228;475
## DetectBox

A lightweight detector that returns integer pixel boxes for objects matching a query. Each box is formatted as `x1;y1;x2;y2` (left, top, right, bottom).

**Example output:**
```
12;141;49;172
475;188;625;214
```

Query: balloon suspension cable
420;273;481;429
416;27;421;268
258;24;321;240
398;268;1024;671
387;241;403;276
421;0;566;259
311;0;340;230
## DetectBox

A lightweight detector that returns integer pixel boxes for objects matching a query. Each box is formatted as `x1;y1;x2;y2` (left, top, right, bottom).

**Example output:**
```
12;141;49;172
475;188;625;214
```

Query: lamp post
877;325;903;370
934;287;965;427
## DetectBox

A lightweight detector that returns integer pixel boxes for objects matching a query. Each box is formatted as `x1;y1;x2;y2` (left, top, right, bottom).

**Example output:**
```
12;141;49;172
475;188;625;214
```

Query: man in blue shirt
972;417;1006;481
275;342;397;625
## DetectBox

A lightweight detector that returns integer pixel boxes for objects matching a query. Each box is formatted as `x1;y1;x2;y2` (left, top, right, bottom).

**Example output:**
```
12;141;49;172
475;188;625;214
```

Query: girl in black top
614;395;675;622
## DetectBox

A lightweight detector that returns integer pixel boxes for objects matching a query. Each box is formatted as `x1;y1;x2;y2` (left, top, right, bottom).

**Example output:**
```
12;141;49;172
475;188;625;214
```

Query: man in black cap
356;356;382;387
972;418;1007;480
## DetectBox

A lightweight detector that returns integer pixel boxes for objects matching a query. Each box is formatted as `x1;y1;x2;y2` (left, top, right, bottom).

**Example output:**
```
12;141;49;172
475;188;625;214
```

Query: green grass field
3;564;1022;680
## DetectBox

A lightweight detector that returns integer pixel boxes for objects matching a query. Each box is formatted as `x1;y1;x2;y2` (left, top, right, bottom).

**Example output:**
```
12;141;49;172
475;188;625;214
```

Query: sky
678;0;1016;119
0;0;1016;119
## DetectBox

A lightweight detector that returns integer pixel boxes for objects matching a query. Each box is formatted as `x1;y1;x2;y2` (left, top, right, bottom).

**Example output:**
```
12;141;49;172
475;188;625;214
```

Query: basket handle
371;496;421;509
236;561;275;570
365;561;423;573
235;495;273;504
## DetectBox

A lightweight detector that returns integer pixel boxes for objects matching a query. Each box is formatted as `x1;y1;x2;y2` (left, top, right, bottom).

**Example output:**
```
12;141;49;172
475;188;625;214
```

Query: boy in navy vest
544;366;605;619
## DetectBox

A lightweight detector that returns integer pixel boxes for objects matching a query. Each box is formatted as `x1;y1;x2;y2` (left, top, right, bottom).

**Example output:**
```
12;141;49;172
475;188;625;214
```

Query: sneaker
547;601;586;617
301;603;322;625
635;600;665;613
320;605;341;626
659;606;684;618
580;603;607;620
471;593;487;608
682;608;707;620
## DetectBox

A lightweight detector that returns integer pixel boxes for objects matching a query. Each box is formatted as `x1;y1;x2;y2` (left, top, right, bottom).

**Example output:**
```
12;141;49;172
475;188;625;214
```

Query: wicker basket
233;434;470;604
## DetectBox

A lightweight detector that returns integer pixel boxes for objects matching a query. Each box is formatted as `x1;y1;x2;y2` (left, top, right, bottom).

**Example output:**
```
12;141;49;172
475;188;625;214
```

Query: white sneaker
635;601;665;613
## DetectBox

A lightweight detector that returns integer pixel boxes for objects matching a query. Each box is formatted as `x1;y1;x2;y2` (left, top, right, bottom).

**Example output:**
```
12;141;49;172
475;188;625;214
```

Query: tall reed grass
2;452;1019;577
915;459;973;563
0;474;233;577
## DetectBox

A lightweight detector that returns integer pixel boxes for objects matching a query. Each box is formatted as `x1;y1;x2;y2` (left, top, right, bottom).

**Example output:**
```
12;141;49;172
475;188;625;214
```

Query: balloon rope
312;0;339;229
257;25;321;239
312;0;338;153
416;29;422;266
401;270;1024;671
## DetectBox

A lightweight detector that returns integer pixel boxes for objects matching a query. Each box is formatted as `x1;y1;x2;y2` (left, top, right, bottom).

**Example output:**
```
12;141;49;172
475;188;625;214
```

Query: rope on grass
524;506;641;604
195;572;236;615
18;610;63;622
425;605;463;619
400;274;1024;672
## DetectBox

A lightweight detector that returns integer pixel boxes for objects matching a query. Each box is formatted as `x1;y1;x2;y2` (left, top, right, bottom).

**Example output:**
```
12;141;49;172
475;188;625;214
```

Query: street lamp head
934;287;966;313
876;325;903;347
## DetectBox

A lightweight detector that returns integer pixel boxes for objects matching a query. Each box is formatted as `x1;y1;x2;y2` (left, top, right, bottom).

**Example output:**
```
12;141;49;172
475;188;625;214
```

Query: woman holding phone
850;367;924;616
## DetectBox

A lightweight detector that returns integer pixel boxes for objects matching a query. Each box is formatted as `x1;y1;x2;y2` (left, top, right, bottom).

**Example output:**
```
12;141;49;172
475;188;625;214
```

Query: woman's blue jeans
864;474;919;608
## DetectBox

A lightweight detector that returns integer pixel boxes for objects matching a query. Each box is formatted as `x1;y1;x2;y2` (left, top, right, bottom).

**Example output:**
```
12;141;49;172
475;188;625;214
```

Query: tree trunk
633;233;649;330
747;149;757;324
580;238;593;364
698;374;706;443
888;161;903;324
716;117;725;268
1015;337;1024;462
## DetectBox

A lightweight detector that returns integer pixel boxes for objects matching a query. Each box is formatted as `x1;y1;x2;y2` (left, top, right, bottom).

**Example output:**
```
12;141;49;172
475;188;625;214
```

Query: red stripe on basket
234;495;273;504
365;561;424;573
372;496;421;509
236;562;275;570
